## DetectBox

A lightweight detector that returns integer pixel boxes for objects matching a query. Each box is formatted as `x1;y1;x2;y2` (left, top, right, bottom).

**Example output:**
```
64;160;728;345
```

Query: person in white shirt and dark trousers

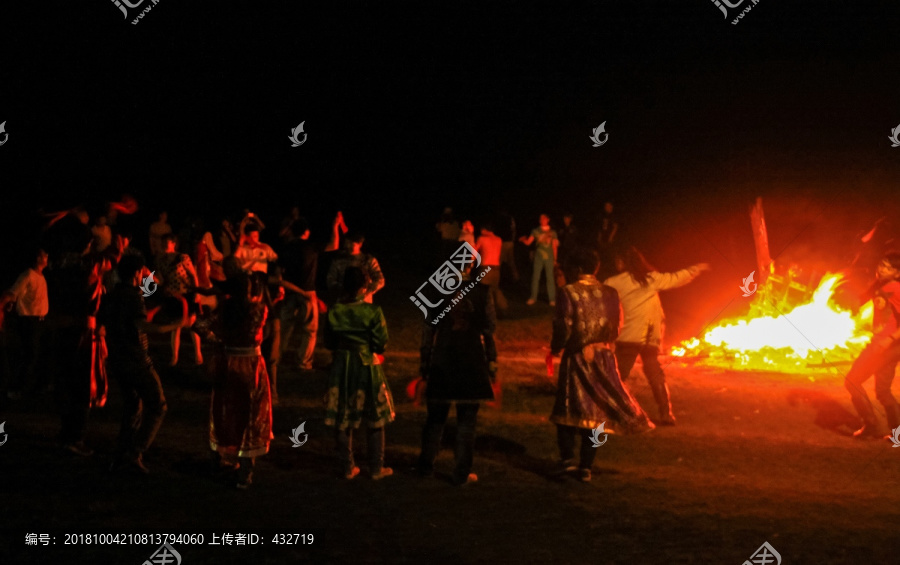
1;248;50;399
604;246;709;426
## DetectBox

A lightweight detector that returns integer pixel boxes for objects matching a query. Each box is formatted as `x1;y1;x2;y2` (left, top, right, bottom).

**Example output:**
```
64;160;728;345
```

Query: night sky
3;1;900;332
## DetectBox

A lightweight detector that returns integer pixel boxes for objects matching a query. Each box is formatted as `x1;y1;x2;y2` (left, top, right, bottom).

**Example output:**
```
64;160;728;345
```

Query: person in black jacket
416;265;497;485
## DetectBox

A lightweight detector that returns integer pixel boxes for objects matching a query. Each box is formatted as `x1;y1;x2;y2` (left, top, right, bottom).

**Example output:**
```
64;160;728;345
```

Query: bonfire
669;198;873;375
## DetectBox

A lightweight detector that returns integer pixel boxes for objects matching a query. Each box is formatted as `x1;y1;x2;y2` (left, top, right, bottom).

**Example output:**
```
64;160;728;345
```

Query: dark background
3;3;900;562
2;0;900;337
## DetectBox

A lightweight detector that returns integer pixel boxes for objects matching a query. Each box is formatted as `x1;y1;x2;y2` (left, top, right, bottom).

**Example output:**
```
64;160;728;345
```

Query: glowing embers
671;274;873;373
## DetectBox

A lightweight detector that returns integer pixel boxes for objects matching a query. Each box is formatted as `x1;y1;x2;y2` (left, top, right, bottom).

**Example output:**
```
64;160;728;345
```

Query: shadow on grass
786;389;861;436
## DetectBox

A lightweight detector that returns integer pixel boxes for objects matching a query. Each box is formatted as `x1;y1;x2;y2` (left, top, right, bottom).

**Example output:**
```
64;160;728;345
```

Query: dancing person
277;217;319;375
101;254;186;474
597;202;618;245
91;216;112;253
324;267;395;480
436;207;461;260
148;211;172;259
316;211;348;296
201;271;274;489
596;202;618;280
604;246;709;425
195;229;225;312
234;222;278;275
1;248;50;400
279;205;302;244
325;231;384;304
549;248;655;482
459;220;476;248
158;234;202;366
218;218;238;258
519;214;558;306
497;209;519;282
843;251;900;438
52;249;110;457
557;213;578;282
417;263;497;485
475;221;507;315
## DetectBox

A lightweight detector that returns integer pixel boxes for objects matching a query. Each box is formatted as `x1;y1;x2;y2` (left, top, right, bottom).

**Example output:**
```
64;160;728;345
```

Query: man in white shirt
603;246;708;425
234;224;278;274
1;248;50;399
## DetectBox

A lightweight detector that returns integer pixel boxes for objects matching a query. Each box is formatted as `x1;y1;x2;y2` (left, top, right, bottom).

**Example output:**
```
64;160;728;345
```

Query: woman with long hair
603;246;708;425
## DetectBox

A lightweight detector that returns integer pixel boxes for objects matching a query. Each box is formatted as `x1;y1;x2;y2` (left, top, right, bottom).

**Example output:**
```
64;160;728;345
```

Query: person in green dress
324;267;396;480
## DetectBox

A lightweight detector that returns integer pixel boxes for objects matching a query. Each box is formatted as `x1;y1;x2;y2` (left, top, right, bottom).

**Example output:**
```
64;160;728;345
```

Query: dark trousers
556;425;597;470
11;316;44;393
335;425;385;474
845;341;900;429
615;342;673;420
57;326;90;444
111;360;167;458
280;292;318;370
418;401;480;482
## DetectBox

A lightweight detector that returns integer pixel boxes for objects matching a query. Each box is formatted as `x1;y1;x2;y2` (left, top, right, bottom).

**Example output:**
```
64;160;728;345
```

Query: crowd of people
1;199;388;488
40;197;900;490
0;196;723;488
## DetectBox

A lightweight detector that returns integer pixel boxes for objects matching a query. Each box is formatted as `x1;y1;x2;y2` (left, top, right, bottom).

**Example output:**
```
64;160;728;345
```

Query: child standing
324;267;395;479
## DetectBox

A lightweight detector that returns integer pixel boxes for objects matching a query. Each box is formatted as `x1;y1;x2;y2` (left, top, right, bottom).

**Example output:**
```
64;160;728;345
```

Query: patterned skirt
209;347;274;460
325;349;395;430
550;345;655;433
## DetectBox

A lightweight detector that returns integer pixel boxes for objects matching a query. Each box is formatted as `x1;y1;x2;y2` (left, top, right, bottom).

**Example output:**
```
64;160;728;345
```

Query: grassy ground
2;271;900;564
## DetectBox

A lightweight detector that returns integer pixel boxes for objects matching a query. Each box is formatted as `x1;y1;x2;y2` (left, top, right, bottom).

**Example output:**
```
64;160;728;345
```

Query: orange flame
671;273;872;373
